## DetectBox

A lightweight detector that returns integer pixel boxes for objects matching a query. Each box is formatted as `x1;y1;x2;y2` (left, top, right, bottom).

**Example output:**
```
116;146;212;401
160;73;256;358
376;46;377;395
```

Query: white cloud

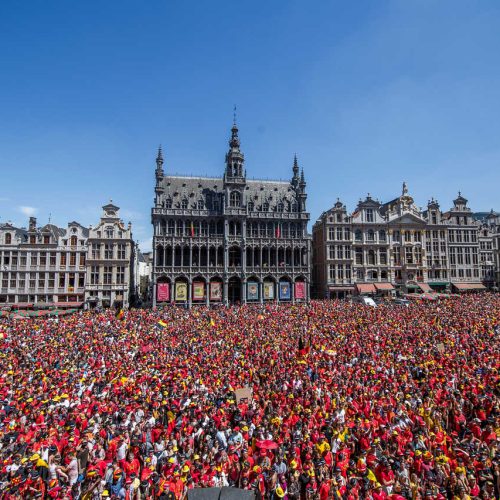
18;206;38;217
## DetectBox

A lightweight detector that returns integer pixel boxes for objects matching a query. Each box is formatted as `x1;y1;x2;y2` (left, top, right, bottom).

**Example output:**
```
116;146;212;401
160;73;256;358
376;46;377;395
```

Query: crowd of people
0;294;498;499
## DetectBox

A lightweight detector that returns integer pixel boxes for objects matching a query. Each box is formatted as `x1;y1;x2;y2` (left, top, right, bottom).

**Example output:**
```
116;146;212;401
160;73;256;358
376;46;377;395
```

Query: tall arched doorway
228;277;241;304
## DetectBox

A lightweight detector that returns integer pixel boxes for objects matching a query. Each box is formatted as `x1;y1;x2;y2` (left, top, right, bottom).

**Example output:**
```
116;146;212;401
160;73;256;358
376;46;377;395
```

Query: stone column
188;278;192;309
223;279;228;306
152;277;157;308
259;281;263;304
242;279;247;304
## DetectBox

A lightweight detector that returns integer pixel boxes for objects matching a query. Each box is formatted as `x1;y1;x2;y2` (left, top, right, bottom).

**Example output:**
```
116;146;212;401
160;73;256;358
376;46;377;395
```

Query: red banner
294;282;306;300
157;283;170;302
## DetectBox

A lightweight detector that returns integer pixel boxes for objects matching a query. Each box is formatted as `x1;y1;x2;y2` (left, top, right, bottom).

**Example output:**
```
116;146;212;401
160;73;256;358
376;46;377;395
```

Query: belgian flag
157;320;168;330
116;309;125;321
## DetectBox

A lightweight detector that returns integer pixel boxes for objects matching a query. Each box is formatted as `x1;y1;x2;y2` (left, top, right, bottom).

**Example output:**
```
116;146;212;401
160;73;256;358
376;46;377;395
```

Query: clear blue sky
1;1;499;250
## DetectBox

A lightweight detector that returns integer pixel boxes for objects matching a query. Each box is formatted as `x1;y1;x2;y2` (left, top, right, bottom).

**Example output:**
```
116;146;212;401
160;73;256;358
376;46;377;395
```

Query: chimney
29;217;37;230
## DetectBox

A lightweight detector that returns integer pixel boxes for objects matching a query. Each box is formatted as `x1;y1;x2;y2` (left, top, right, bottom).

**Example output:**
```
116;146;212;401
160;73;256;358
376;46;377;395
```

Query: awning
54;301;84;308
418;283;433;293
428;282;449;286
356;283;376;294
374;283;395;291
328;286;355;290
11;303;33;309
406;284;420;289
452;283;486;291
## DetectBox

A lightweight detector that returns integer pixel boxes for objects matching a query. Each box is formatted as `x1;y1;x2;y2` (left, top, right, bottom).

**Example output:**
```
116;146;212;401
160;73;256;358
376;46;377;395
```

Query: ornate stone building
313;184;487;298
0;217;88;306
151;123;311;306
85;202;136;309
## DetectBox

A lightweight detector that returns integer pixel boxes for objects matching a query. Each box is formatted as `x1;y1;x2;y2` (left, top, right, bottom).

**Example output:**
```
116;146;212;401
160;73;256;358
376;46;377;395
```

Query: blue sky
1;0;499;250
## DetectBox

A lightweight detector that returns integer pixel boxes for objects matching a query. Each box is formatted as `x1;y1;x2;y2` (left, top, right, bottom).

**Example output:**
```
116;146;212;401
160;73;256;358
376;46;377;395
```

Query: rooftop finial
402;181;408;195
233;105;237;126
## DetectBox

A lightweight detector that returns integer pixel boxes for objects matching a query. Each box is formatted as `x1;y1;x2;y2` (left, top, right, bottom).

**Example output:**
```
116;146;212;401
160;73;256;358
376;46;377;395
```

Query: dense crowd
0;294;498;499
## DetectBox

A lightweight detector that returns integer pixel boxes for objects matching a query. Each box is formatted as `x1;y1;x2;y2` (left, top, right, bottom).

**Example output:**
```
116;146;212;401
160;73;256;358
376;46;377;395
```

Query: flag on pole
116;309;124;321
191;221;195;237
275;223;281;238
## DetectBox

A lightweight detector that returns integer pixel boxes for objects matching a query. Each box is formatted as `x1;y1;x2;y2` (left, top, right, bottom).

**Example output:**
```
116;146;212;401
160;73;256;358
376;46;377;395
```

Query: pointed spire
156;145;164;168
300;168;305;184
293;154;299;176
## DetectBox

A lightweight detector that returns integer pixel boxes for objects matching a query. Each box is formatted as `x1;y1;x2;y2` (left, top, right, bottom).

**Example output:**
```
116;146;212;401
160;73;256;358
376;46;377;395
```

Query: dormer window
197;199;204;210
230;191;241;207
277;202;284;212
366;209;374;222
263;202;269;211
70;236;77;246
165;198;172;209
105;227;114;238
181;199;188;210
5;233;12;244
248;201;254;212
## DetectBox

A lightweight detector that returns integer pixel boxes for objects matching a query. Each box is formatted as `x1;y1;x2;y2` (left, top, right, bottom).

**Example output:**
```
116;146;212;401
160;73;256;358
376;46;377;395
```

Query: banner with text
263;282;274;300
210;282;222;301
279;281;291;300
175;282;187;302
157;283;170;302
294;281;305;300
247;282;259;300
193;282;205;301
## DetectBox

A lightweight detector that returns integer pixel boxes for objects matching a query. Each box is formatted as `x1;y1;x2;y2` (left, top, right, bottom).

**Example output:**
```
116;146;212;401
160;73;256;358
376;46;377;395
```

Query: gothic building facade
151;123;311;306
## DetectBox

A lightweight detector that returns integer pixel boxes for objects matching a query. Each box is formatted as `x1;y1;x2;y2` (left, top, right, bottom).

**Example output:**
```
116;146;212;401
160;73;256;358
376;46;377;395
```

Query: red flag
190;221;195;237
275;224;281;238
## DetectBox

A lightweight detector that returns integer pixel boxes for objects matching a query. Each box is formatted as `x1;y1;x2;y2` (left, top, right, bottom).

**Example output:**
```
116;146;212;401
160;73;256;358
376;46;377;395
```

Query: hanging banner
210;282;222;301
193;282;205;301
175;282;187;302
294;281;306;300
279;281;291;300
263;282;274;300
247;282;259;301
157;283;170;302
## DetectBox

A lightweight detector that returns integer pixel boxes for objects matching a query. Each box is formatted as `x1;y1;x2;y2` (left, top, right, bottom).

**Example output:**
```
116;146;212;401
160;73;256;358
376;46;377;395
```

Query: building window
181;199;188;210
276;202;284;212
165;198;172;209
355;229;362;241
405;247;413;264
104;244;113;260
103;266;112;284
5;233;11;244
105;227;114;239
328;228;335;241
404;231;411;242
59;274;66;288
367;230;375;241
78;274;85;288
368;250;375;265
344;228;351;240
336;227;343;240
79;253;85;266
70;252;76;266
70;235;77;246
230;191;241;207
91;266;99;284
356;269;364;280
263;202;269;211
366;209;374;222
247;201;254;212
117;244;126;260
355;248;363;265
379;230;386;241
197;199;204;210
380;249;387;265
60;253;67;266
328;246;335;260
116;266;125;284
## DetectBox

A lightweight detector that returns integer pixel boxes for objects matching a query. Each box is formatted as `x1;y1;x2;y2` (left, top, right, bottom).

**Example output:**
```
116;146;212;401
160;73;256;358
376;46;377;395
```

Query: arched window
367;229;375;241
368;250;376;265
5;233;11;244
230;191;241;207
379;229;386;241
